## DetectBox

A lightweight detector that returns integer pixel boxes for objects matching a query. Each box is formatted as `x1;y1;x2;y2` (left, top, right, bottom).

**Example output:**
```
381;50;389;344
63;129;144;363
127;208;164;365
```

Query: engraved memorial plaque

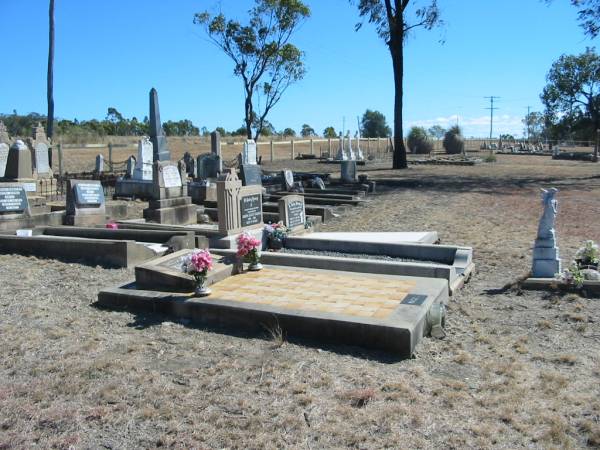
0;186;28;213
240;193;262;227
74;182;105;206
162;165;182;188
286;199;305;228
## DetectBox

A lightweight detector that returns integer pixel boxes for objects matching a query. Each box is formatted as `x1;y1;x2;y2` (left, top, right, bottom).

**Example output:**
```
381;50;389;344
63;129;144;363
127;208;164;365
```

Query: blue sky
0;0;596;137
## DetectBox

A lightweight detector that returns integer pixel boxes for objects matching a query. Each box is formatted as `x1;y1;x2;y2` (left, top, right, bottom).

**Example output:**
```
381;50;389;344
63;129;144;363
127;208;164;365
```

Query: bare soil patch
2;155;600;448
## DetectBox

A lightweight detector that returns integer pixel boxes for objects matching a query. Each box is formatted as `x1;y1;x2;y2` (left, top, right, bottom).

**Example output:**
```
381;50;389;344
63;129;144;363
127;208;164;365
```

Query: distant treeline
0;109;202;141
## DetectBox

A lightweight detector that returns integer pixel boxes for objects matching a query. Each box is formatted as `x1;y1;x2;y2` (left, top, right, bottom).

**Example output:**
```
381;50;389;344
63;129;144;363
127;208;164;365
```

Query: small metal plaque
402;294;427;306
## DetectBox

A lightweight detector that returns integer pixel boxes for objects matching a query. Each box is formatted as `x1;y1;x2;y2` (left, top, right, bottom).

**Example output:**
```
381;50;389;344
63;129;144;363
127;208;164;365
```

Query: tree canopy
300;124;315;137
361;109;391;138
195;0;310;141
323;126;337;138
541;48;600;141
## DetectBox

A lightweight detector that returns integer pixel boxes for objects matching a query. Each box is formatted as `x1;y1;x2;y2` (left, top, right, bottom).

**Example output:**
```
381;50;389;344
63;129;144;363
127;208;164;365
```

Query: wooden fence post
310;139;314;155
328;138;332;157
108;142;113;172
291;139;295;160
57;142;63;176
270;140;274;162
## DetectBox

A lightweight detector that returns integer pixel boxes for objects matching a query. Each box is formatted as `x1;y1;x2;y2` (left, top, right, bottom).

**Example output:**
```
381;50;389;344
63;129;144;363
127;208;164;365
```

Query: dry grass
1;154;600;448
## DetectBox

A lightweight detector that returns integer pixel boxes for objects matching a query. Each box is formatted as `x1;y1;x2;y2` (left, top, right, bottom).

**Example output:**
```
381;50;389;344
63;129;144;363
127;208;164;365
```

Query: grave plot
97;249;448;358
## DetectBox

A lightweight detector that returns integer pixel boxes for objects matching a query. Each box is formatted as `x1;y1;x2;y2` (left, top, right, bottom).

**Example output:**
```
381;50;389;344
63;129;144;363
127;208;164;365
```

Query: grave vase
246;248;263;271
268;235;284;251
193;273;211;297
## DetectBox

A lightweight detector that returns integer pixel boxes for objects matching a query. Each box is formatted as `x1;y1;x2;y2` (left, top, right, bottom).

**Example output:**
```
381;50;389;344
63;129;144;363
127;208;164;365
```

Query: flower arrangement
237;232;262;270
264;222;289;250
556;262;585;288
574;240;599;268
181;249;213;296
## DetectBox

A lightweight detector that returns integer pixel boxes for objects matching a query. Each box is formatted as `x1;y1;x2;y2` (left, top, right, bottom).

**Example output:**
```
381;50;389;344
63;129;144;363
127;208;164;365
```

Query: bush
443;125;465;154
407;126;434;154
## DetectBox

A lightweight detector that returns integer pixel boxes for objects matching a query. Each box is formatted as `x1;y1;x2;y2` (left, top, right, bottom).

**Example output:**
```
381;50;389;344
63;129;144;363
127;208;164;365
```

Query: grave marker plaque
162;165;182;188
240;193;262;227
0;185;28;213
74;182;105;206
286;198;305;228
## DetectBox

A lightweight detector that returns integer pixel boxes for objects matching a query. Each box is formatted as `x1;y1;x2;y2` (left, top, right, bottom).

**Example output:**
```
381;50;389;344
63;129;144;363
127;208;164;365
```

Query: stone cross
149;88;171;161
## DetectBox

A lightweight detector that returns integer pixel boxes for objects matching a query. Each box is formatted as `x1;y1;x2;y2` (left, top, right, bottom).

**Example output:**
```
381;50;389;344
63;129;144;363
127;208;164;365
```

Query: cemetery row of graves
1;88;597;359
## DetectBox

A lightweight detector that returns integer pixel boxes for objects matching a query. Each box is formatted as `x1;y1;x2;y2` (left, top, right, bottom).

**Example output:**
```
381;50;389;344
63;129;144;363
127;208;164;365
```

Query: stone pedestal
142;161;196;225
532;237;561;278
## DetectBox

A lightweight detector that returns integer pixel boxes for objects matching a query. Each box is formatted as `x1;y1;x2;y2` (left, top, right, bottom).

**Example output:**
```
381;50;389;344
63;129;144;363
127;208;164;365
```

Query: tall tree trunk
389;35;407;169
47;0;55;140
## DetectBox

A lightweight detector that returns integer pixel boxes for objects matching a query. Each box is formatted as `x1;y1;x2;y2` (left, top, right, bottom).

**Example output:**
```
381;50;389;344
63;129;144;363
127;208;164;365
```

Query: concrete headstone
133;137;153;180
65;179;106;226
35;142;50;176
242;140;257;165
95;154;104;174
341;160;357;183
240;164;262;186
0;121;9;144
216;170;263;235
5;140;33;180
278;195;305;230
0;143;8;178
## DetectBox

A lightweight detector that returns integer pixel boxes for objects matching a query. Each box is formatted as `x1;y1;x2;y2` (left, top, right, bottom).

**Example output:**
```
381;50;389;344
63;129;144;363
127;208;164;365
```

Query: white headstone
35;143;50;175
283;169;294;190
95;154;104;174
0;143;8;178
162;165;182;188
134;137;153;180
242;140;257;165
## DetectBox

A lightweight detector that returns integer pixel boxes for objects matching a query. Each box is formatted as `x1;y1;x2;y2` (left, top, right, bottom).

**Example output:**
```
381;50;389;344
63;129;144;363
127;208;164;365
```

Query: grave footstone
0;143;8;178
240;164;262;186
65;179;106;226
149;88;171;161
95;154;104;174
341;160;357;183
278;195;305;231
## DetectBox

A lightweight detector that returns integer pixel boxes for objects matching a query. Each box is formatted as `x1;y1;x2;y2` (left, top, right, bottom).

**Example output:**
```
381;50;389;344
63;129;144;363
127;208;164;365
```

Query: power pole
526;106;531;141
485;96;500;139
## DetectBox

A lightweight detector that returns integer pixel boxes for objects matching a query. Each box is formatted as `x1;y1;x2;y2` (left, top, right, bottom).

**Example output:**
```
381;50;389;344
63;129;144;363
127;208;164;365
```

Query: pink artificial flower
106;222;118;229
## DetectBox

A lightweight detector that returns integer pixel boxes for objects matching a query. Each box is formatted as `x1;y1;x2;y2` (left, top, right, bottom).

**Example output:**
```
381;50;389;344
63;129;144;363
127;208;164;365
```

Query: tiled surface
209;267;416;319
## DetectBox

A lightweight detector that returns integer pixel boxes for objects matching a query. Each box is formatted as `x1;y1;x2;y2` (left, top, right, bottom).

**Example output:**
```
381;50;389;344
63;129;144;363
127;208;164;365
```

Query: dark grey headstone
341;160;357;183
149;88;171;161
287;199;305;228
0;143;8;178
74;182;105;206
240;164;262;186
211;131;221;156
0;185;28;213
240;193;262;227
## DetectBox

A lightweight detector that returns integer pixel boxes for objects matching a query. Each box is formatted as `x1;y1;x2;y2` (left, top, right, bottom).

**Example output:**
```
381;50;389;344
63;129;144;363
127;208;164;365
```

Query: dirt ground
2;154;600;449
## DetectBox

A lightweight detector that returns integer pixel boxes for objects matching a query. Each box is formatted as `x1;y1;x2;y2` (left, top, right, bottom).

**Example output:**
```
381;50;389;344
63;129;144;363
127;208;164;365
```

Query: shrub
407;126;434;154
443;125;465;154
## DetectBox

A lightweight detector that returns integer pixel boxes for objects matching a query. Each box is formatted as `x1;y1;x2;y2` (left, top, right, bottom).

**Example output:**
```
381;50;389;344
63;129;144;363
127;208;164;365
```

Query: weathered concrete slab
522;278;600;296
295;231;439;245
97;266;448;358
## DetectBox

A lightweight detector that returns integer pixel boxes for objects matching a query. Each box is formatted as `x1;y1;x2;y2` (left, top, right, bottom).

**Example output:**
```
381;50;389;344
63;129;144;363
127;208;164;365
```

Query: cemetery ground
1;155;600;448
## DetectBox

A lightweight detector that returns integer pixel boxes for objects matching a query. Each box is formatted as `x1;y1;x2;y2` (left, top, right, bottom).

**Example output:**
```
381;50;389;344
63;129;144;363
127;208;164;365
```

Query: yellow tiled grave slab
209;267;416;319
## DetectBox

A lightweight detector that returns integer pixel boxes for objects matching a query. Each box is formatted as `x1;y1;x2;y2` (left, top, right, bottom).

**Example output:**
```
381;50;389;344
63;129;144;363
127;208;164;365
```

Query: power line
484;96;500;139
